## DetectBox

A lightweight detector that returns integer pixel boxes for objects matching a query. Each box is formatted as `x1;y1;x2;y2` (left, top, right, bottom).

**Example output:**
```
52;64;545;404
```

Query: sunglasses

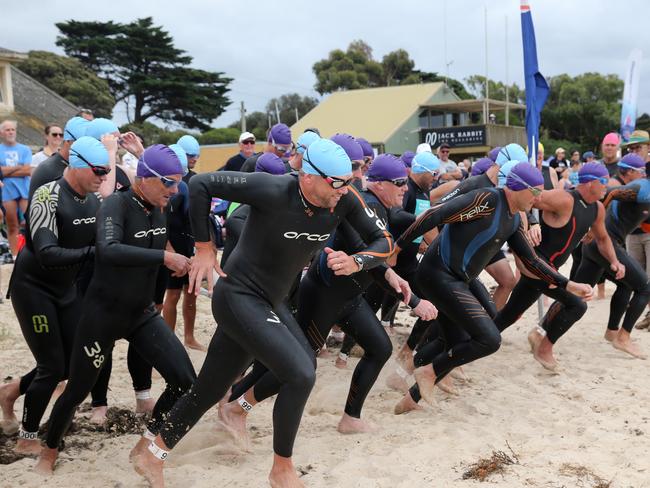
241;140;255;145
49;132;63;138
389;178;408;187
440;149;450;154
70;150;111;176
271;140;292;153
140;157;179;188
303;150;354;189
501;170;543;196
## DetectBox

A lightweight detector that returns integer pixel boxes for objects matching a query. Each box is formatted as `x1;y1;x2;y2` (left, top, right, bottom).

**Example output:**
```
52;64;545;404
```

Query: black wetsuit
541;165;554;190
395;188;568;401
573;179;650;333
10;178;99;435
45;187;197;450
28;153;68;201
233;189;420;419
495;191;597;343
158;172;392;458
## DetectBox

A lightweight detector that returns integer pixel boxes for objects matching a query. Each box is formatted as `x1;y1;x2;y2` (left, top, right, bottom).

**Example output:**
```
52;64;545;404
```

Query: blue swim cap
69;136;110;169
177;135;200;156
496;143;528;167
85;118;119;141
296;131;320;155
168;144;188;175
64;116;90;142
497;160;519;188
411;151;441;174
303;138;352;177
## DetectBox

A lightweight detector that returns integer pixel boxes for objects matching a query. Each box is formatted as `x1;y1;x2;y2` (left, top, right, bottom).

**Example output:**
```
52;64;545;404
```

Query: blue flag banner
521;0;549;164
620;49;643;142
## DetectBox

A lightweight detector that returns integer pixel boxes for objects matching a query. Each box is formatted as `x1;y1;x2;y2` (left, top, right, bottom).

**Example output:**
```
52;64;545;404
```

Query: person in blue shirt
0;120;32;256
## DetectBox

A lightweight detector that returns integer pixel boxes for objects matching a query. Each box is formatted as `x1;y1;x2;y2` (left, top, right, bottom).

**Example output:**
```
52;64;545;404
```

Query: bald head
0;120;17;145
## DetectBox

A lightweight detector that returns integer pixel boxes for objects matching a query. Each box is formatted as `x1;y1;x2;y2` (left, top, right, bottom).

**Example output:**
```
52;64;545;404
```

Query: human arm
591;202;625;279
29;183;93;267
98;134;118;198
429;180;460;204
119;132;145;158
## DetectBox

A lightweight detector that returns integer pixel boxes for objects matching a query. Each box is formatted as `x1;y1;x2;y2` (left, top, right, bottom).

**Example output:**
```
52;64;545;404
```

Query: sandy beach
1;257;650;488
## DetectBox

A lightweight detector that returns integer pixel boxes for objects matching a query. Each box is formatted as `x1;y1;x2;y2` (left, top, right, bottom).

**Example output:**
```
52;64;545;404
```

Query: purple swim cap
488;146;501;162
268;123;292;145
505;162;544;191
400;151;415;168
255;152;286;175
356;137;374;158
471;157;495;176
330;133;364;161
618;153;645;170
366;154;407;182
137;144;183;178
578;162;609;183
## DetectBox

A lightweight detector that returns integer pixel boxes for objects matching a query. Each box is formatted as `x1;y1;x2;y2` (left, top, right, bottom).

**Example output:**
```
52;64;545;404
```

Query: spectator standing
0;120;32;257
31;125;63;168
223;132;256;171
437;143;462;181
599;132;621;177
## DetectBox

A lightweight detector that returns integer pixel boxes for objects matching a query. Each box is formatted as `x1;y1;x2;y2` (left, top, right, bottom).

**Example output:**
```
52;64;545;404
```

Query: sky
2;0;649;130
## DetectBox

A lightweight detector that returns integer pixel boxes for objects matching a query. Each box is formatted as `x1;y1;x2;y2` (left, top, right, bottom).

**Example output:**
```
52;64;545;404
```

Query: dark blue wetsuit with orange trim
394;187;568;402
573;179;650;333
231;189;421;420
495;190;597;342
158;172;392;458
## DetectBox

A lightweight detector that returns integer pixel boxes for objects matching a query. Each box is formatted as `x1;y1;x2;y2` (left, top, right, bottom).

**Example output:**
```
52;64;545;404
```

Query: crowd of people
0;114;649;487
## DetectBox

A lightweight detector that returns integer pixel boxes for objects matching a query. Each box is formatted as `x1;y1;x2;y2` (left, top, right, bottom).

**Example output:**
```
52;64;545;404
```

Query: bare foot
394;392;424;415
0;379;20;433
15;438;42;456
317;347;333;359
413;366;437;405
604;329;618;342
129;435;150;463
533;338;559;371
136;398;156;415
90;406;108;424
395;348;415;375
385;371;409;393
337;414;378;434
612;334;647;359
34;447;58;476
132;443;165;488
217;401;251;450
334;354;347;370
528;328;544;353
436;375;458;395
269;454;305;488
449;367;470;383
596;283;606;300
184;338;207;352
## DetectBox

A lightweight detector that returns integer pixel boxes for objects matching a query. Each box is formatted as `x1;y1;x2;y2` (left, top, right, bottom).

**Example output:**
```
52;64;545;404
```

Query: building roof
0;47;27;61
420;98;526;112
291;82;450;145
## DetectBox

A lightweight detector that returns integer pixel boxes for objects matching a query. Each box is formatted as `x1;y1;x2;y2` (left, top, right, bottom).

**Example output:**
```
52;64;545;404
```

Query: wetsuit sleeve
369;265;421;308
602;180;649;207
508;220;569;288
189;171;282;242
96;194;165;266
342;187;394;270
396;189;497;248
29;184;93;268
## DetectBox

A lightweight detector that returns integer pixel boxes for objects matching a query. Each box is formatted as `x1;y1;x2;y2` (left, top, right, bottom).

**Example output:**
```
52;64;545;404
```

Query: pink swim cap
602;132;620;145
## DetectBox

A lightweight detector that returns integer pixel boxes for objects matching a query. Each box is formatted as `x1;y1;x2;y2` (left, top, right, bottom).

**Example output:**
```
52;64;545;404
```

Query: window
429;111;444;128
418;110;429;128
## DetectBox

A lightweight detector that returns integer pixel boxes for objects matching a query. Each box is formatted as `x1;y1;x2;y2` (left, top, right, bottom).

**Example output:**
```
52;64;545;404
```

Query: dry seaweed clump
559;463;612;488
462;447;519;482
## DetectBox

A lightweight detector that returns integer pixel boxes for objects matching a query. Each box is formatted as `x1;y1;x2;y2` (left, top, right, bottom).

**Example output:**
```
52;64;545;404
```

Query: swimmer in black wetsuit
220;154;437;439
572;154;650;358
34;144;196;476
135;138;392;488
390;163;592;414
6;137;107;455
495;163;625;370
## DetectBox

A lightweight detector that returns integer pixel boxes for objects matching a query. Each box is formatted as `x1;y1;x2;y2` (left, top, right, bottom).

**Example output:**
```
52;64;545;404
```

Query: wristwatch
353;255;364;272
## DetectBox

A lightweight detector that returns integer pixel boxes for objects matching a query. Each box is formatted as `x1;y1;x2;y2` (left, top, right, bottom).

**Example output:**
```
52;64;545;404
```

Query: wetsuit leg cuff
143;429;156;441
135;389;152;400
18;428;39;441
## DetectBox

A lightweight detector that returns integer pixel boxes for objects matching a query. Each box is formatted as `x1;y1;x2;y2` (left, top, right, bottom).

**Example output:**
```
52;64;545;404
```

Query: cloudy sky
3;0;649;129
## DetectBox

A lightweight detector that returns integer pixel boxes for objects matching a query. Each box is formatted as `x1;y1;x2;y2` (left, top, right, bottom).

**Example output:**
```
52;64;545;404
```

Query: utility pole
505;15;510;126
240;101;246;132
295;107;299;123
484;5;489;124
275;102;281;123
